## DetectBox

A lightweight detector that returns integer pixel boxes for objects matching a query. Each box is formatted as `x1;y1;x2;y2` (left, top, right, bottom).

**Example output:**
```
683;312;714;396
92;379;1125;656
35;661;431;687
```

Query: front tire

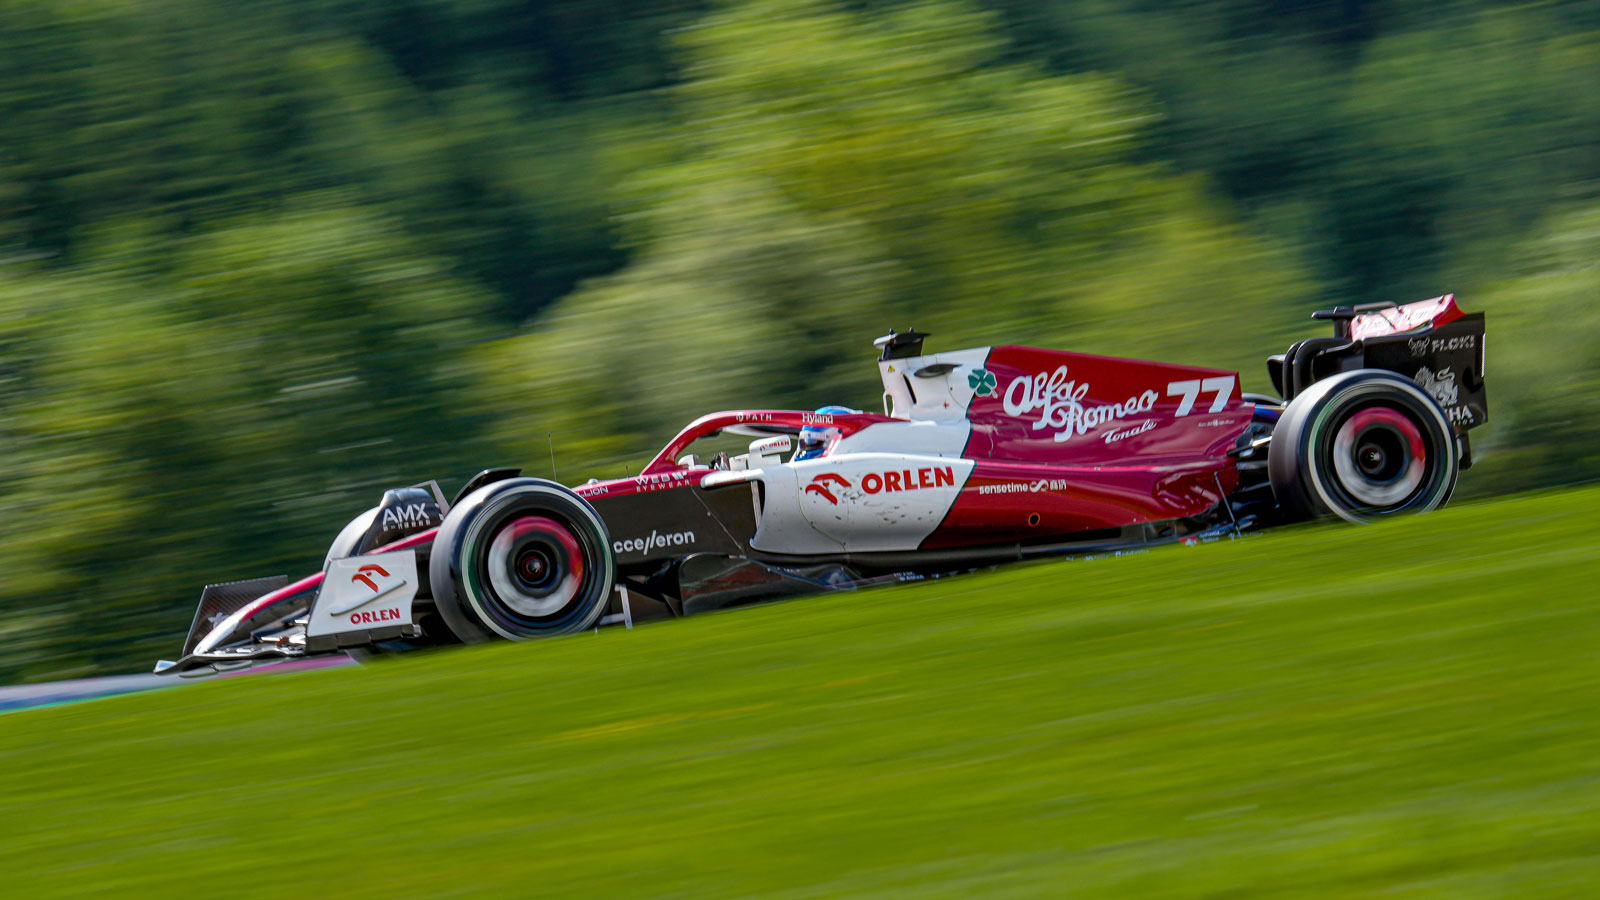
1269;370;1459;523
431;478;615;642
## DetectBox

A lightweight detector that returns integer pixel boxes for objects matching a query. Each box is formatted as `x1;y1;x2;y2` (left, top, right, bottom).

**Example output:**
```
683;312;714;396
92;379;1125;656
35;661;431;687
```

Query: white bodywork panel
747;464;843;555
831;418;973;458
748;452;975;554
307;550;420;637
715;345;993;555
878;346;991;421
747;435;791;469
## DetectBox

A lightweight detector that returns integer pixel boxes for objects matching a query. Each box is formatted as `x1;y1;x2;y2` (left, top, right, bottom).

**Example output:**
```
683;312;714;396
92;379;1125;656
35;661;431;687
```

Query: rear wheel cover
432;479;615;641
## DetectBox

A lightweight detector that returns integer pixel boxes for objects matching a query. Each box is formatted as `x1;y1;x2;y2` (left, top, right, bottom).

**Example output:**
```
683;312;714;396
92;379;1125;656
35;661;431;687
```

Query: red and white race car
158;296;1486;674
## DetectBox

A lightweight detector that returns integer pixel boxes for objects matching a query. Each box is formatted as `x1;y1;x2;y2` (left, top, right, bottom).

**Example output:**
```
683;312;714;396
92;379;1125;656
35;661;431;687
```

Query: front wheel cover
1269;371;1459;523
430;478;615;642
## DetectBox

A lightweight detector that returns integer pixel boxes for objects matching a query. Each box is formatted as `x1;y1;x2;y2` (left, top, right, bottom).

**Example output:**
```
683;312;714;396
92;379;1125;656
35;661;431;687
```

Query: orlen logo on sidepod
805;467;955;505
804;473;852;504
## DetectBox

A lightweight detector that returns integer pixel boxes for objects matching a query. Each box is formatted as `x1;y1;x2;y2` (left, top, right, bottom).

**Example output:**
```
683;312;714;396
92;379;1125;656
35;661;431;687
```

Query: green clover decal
968;367;997;397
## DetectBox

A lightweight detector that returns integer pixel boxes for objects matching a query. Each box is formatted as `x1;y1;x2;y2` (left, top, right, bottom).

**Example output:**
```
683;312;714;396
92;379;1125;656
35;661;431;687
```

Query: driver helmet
795;405;857;461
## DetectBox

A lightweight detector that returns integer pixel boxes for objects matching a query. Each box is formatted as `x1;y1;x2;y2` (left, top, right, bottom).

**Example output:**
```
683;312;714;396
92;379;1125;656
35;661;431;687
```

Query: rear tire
1269;370;1458;523
430;478;615;642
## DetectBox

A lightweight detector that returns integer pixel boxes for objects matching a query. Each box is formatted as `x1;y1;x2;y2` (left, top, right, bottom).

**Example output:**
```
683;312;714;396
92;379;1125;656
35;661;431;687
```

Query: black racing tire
430;478;615;642
1268;370;1459;523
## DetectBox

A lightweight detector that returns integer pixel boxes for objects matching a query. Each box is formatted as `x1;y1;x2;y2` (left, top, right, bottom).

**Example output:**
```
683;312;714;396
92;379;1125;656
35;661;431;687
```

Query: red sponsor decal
804;473;852;505
350;607;403;625
350;563;391;592
804;467;956;504
860;466;954;494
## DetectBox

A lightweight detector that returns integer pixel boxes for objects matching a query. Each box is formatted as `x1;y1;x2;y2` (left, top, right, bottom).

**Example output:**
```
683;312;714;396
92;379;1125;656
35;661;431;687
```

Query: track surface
3;488;1597;898
0;656;355;713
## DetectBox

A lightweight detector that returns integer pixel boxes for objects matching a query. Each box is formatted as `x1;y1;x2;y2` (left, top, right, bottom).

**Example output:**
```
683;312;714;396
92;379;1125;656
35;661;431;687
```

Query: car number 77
1166;376;1236;416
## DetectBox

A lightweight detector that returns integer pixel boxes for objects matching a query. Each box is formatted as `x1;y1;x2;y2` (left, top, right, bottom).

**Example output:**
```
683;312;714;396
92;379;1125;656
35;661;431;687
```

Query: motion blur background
1;0;1597;682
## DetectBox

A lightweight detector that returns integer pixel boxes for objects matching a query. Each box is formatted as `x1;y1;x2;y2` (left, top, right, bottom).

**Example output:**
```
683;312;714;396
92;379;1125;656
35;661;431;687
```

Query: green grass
4;489;1599;898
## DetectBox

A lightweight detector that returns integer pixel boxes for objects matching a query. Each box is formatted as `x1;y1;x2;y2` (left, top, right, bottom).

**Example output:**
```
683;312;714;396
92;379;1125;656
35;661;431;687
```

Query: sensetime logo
614;530;696;555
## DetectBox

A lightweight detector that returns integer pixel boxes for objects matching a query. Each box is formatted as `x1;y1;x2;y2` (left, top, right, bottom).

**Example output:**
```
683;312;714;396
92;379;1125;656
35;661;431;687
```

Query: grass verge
3;488;1598;898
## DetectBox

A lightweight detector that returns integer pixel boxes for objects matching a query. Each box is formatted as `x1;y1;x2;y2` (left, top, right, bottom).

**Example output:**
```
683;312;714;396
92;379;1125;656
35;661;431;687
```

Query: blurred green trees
1;0;1597;679
0;204;495;677
486;0;1310;454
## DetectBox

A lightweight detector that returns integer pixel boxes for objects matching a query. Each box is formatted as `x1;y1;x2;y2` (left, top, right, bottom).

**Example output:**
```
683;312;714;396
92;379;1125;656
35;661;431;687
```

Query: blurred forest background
3;0;1598;681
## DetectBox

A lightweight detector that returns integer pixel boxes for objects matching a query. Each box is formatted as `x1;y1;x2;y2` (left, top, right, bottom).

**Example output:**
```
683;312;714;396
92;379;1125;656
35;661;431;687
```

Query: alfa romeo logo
968;367;997;397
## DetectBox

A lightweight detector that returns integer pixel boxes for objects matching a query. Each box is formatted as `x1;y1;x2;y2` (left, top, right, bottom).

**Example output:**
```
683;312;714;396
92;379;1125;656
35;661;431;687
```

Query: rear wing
1268;294;1487;432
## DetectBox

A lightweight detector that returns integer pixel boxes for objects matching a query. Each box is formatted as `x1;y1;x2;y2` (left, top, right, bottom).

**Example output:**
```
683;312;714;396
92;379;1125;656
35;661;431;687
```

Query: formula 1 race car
157;295;1487;675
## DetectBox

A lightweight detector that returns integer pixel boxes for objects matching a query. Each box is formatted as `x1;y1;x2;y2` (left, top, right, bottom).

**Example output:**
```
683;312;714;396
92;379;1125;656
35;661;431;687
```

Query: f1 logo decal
804;473;852;505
